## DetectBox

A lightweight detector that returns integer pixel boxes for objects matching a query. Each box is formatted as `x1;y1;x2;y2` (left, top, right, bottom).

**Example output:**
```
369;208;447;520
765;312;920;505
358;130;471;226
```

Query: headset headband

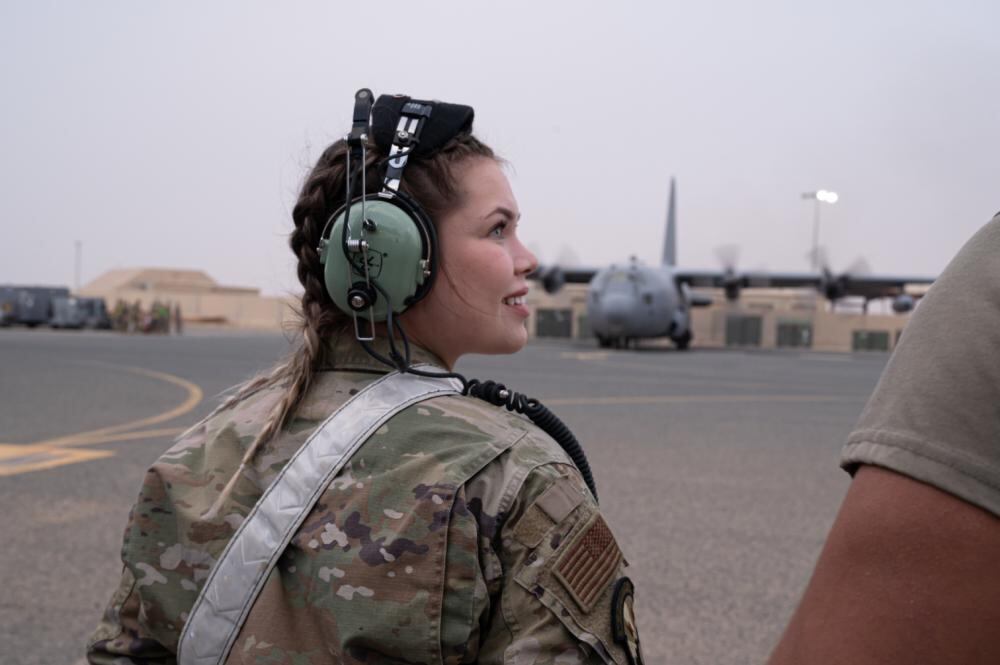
381;101;432;193
371;95;475;192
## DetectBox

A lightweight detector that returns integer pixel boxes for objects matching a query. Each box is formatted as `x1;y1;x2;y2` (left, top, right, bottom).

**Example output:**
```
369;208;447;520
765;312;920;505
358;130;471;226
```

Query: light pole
74;240;82;291
801;189;838;271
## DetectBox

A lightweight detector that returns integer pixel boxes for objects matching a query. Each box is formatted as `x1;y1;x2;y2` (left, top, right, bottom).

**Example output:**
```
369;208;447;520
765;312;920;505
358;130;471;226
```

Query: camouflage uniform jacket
88;339;641;665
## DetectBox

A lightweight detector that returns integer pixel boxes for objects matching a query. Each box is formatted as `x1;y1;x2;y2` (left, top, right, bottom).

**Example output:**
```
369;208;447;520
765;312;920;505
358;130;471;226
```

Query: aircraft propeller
815;247;871;302
535;266;565;294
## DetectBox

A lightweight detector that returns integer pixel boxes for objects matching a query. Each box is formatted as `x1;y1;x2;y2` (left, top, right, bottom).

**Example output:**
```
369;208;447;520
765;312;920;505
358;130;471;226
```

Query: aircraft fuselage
587;263;690;348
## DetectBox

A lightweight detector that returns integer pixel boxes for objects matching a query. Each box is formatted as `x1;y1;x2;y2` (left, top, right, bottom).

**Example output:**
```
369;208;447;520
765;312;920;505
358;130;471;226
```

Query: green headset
317;89;474;337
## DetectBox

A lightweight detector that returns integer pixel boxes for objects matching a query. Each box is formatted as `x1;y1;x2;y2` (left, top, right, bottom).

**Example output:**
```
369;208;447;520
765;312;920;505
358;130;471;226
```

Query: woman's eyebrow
484;206;521;221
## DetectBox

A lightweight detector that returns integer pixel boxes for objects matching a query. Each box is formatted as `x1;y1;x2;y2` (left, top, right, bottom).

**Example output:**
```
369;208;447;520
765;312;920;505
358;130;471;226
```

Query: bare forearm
769;465;1000;665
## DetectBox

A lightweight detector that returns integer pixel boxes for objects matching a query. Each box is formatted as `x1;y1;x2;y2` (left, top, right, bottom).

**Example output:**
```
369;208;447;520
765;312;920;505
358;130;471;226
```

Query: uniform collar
322;330;446;373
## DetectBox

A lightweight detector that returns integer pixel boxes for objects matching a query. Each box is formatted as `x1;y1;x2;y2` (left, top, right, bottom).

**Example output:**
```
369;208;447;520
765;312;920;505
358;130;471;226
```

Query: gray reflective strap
177;370;463;665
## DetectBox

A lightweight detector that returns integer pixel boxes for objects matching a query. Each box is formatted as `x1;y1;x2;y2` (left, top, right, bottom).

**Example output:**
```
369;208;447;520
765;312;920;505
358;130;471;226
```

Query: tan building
78;268;298;330
525;283;915;353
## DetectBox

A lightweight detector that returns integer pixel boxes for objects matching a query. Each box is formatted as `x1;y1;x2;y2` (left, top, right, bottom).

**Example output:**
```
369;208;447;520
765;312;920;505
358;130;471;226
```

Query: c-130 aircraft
531;179;935;350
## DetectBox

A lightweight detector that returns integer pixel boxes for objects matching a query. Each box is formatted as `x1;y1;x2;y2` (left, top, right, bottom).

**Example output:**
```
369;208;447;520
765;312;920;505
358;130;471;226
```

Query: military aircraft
530;179;935;350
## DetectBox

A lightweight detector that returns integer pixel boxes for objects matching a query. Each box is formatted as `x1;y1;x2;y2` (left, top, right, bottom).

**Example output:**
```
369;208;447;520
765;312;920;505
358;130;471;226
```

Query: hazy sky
3;1;997;295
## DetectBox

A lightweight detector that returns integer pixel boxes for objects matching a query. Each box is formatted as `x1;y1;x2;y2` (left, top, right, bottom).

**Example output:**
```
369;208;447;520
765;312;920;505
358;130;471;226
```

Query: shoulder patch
554;513;623;612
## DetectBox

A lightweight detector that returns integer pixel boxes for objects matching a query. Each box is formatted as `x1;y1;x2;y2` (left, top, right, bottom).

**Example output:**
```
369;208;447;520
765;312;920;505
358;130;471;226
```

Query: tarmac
0;328;889;665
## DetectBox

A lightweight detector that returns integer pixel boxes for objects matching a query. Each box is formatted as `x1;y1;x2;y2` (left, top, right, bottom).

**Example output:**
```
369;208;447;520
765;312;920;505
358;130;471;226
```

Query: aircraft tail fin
662;177;677;266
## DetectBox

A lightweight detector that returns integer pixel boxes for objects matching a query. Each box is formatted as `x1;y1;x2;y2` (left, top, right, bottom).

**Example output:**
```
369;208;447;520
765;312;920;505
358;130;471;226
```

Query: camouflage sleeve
86;563;176;664
83;414;222;665
85;394;278;664
475;461;643;665
441;482;493;665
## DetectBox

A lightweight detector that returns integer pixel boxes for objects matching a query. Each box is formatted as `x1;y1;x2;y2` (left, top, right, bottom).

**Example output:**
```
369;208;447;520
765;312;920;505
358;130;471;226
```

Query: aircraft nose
602;294;632;327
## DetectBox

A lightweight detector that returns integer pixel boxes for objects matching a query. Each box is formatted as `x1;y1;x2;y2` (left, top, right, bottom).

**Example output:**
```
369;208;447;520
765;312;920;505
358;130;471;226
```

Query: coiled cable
460;378;598;502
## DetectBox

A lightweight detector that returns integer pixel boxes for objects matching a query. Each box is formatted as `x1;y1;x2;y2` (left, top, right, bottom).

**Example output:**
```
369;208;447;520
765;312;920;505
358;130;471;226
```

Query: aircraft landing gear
672;331;692;350
596;335;636;349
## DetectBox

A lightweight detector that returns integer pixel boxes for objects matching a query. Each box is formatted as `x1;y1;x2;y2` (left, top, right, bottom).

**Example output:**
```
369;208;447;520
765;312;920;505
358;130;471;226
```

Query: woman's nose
514;240;538;276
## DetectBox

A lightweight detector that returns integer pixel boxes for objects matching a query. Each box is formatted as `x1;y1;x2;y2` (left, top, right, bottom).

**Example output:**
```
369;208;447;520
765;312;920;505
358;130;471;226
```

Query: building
78;268;297;330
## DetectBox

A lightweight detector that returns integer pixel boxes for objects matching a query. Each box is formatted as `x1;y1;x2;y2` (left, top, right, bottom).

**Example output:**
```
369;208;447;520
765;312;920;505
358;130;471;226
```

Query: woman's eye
490;222;507;238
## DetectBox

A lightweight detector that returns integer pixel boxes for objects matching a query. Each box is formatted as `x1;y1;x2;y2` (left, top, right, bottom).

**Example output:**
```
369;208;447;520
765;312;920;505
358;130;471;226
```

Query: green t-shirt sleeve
841;213;1000;515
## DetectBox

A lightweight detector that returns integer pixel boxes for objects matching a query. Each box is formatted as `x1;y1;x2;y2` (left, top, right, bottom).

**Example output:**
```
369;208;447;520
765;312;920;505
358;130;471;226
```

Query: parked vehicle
15;286;70;327
50;296;111;329
0;285;72;327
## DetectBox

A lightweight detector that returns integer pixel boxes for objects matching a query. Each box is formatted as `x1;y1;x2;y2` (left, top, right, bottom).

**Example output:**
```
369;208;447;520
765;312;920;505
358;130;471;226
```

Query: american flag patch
554;514;623;612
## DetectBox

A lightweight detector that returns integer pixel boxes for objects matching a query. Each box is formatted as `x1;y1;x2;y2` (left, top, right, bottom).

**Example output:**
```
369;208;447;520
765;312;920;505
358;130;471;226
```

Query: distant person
155;300;170;333
87;91;643;665
173;303;183;335
128;300;140;334
150;299;161;332
769;212;1000;664
111;300;127;332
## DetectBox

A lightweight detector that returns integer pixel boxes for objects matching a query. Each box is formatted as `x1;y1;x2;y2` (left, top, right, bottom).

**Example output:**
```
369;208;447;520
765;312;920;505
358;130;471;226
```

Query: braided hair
215;132;496;466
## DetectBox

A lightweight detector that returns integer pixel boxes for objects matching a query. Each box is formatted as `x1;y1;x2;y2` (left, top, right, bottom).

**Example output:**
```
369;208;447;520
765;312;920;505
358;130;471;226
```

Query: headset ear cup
321;197;433;322
391;189;437;307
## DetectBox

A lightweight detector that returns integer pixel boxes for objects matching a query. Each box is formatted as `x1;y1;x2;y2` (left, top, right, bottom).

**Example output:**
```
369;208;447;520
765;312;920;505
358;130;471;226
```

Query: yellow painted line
0;429;185;461
35;365;203;448
0;365;203;477
0;444;37;461
0;446;115;477
560;351;611;361
50;426;187;447
541;394;858;407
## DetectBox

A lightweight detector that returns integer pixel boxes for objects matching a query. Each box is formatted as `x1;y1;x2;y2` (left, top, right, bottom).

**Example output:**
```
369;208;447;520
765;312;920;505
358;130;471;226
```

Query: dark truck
50;296;111;329
18;286;70;327
0;285;71;327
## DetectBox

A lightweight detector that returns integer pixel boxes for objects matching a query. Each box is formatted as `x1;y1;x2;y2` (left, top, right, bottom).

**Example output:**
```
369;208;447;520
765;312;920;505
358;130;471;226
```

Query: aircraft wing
673;268;822;288
813;273;935;300
672;269;741;287
532;263;935;302
560;267;600;284
674;268;935;300
734;271;936;299
528;265;599;293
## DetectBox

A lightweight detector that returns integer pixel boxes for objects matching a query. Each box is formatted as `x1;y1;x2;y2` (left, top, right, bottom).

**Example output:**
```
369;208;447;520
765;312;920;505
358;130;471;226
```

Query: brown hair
217;132;496;465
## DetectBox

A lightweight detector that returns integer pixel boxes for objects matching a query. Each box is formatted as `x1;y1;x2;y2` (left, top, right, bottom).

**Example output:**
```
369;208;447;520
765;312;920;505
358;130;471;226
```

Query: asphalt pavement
0;328;888;665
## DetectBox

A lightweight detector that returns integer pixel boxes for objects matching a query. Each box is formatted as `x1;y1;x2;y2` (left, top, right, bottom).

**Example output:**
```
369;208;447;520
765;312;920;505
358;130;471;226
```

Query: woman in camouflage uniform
88;94;643;665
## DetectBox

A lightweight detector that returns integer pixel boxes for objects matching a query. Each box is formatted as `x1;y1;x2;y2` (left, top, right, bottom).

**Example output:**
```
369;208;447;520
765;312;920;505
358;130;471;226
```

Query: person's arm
475;462;642;665
769;465;1000;665
86;565;175;664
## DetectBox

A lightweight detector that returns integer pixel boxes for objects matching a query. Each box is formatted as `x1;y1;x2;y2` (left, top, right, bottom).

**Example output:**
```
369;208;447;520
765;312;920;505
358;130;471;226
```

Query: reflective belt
177;370;463;665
